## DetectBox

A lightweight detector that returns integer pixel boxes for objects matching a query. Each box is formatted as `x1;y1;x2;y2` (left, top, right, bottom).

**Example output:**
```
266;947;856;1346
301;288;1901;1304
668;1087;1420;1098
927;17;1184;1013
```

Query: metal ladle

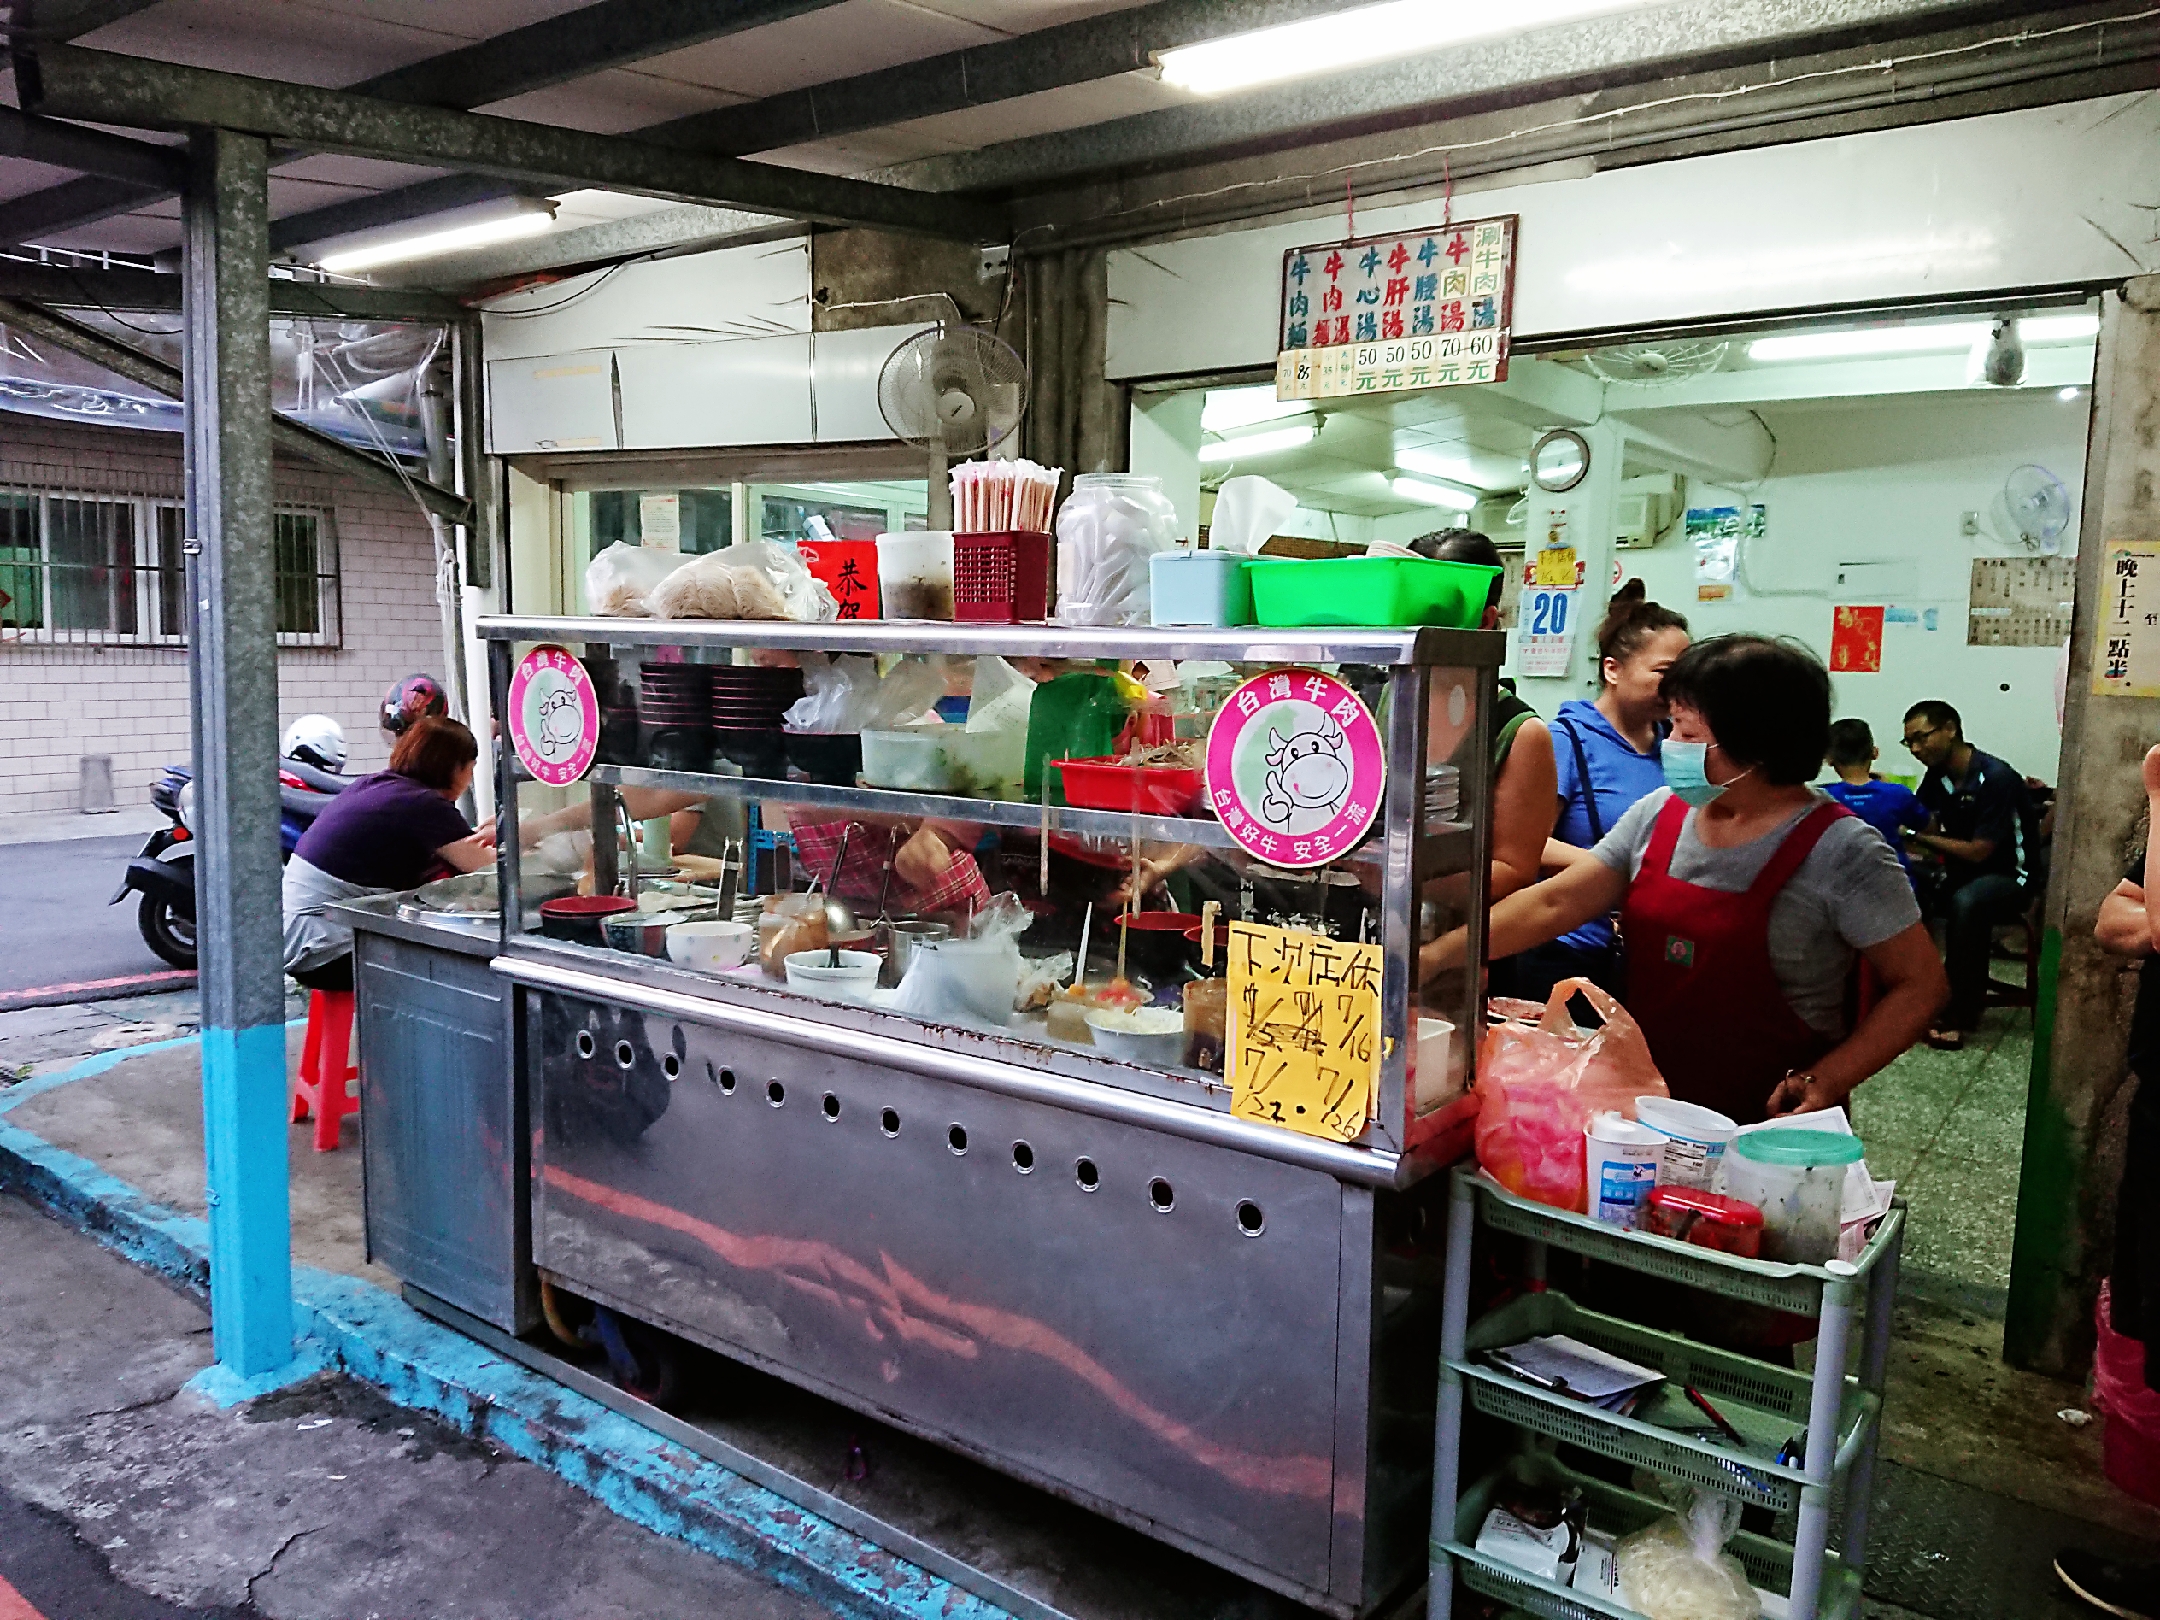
820;825;855;965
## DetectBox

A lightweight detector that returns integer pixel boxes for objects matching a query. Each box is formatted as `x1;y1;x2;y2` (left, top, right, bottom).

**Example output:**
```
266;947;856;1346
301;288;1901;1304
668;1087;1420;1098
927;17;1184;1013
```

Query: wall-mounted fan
1999;463;2074;553
877;324;1029;458
1582;340;1730;386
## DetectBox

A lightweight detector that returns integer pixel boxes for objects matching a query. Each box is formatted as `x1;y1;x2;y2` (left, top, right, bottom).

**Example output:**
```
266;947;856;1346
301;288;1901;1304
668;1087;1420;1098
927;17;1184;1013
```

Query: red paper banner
797;539;881;620
1830;604;1885;673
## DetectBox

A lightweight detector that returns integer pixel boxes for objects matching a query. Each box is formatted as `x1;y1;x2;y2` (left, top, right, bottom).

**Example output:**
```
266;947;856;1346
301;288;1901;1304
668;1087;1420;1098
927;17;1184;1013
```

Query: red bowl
1055;756;1205;816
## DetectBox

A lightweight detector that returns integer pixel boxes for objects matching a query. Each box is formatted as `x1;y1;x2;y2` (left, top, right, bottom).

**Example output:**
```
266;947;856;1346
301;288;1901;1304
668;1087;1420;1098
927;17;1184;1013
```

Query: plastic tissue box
1149;549;1253;627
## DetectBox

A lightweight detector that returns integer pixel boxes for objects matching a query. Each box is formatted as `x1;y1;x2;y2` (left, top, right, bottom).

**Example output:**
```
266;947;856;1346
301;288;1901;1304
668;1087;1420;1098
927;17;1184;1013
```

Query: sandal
1924;1027;1965;1052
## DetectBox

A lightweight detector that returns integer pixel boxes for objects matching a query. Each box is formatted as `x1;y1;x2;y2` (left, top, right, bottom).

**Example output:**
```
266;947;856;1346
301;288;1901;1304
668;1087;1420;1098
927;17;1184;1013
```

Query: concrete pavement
0;1193;830;1620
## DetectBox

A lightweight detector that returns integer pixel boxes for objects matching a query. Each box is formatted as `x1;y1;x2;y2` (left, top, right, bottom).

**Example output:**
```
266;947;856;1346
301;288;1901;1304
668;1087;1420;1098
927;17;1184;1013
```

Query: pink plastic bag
1473;979;1669;1211
2094;1282;2160;1505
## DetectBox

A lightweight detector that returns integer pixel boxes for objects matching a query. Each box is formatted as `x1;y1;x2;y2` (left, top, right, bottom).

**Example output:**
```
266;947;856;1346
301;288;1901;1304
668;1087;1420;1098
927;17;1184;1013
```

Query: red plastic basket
952;530;1051;623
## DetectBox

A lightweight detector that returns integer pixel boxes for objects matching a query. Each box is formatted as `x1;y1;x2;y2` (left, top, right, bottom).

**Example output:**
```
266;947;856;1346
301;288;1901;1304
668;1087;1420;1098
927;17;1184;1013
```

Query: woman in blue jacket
1507;580;1690;1003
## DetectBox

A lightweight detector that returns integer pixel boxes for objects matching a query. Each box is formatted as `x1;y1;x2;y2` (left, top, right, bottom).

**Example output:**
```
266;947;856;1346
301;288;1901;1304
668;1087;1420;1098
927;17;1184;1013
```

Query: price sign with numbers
2096;540;2160;697
1273;215;1517;401
1226;922;1381;1144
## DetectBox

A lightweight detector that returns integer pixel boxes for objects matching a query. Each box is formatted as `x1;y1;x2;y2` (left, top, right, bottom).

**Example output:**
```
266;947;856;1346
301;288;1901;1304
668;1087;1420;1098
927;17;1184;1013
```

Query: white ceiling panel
33;212;183;255
77;0;454;86
294;0;592;37
480;72;744;135
0;158;79;204
891;71;1187;150
271;154;452;190
635;0;1001;98
757;127;974;177
902;0;1150;29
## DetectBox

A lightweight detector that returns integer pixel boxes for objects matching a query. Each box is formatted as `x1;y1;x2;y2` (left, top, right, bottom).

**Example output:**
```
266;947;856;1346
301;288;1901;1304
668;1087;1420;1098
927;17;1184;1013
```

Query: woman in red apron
1423;635;1945;1123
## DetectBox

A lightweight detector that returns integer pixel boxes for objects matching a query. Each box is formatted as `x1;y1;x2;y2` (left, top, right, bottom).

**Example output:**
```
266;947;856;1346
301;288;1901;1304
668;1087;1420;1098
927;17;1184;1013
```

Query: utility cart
1430;1167;1905;1620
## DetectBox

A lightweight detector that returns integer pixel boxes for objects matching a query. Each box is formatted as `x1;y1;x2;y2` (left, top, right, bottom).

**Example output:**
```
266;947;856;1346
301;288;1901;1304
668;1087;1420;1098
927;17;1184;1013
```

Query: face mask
1663;740;1732;808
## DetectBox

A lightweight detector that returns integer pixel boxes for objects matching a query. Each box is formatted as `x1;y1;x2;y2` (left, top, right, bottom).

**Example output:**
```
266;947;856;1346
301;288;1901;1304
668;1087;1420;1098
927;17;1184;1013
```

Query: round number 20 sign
1204;667;1385;869
507;643;598;786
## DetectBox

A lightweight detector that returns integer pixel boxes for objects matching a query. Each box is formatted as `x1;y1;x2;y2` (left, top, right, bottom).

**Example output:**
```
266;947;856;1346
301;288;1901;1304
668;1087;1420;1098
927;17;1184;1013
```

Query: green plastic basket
1451;1291;1876;1512
1463;1167;1904;1314
1245;555;1501;628
1440;1457;1861;1620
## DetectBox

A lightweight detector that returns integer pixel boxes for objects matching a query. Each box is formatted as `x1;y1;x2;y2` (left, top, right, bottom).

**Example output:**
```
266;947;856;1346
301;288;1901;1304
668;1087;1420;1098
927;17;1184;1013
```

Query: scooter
112;757;348;971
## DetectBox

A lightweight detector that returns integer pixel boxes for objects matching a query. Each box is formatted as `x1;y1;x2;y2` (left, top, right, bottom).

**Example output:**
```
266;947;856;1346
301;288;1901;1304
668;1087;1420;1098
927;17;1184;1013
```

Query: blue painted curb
0;1058;1014;1620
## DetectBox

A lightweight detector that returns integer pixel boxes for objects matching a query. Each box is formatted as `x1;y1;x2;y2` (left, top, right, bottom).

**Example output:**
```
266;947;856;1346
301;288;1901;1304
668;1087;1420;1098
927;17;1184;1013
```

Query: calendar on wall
1967;556;2075;647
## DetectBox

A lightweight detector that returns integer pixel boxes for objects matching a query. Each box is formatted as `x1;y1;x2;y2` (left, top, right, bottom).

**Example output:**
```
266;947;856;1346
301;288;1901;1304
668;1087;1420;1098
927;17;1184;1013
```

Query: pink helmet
380;674;448;738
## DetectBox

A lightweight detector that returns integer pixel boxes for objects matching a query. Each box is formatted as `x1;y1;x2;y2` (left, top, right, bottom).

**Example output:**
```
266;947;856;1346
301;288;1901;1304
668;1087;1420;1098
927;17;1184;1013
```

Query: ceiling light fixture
1388;475;1480;512
1747;310;2101;364
1201;386;1312;434
315;206;555;274
1197;422;1317;463
1395;445;1493;487
1157;0;1653;96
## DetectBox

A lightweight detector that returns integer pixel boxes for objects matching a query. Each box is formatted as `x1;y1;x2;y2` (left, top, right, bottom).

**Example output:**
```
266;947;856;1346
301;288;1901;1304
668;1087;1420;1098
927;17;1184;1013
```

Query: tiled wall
0;417;443;819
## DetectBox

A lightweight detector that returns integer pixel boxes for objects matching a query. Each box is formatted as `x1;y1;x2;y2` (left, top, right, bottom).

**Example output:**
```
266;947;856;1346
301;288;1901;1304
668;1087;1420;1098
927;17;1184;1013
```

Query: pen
1684;1386;1749;1449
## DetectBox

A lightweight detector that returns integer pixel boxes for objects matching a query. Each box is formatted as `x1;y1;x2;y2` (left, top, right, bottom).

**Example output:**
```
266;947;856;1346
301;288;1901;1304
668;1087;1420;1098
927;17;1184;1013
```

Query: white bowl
1083;1005;1187;1066
784;948;882;1002
666;919;755;972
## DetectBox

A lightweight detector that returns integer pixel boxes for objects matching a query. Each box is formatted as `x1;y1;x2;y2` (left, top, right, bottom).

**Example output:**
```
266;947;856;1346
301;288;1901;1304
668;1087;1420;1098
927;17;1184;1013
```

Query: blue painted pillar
181;127;294;1376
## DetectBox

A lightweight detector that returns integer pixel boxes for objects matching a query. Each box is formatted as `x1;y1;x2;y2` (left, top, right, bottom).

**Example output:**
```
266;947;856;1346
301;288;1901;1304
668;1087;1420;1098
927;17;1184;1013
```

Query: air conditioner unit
1615;473;1681;549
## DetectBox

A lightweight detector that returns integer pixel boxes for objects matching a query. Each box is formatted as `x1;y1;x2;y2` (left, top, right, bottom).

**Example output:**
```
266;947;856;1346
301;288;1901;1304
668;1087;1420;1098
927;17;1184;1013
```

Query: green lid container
1732;1128;1865;1167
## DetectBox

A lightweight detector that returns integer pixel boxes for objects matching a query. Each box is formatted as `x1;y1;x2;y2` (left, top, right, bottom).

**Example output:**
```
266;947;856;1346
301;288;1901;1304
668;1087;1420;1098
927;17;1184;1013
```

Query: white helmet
281;714;348;774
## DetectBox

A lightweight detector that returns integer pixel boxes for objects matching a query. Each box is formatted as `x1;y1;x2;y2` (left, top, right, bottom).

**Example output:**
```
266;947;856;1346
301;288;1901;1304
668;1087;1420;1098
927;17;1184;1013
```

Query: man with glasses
1902;699;2030;1050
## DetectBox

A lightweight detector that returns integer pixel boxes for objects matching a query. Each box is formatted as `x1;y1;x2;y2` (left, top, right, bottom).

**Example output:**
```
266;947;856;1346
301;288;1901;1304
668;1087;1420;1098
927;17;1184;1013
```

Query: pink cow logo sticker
1206;668;1384;868
507;643;598;787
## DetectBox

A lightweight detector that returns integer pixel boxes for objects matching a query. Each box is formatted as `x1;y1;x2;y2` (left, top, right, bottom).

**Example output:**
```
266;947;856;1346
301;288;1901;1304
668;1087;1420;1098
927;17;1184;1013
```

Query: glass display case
475;612;1502;1618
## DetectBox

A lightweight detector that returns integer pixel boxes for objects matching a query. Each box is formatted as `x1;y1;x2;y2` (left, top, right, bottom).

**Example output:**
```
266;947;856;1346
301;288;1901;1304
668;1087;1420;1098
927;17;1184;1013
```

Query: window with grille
0;488;339;647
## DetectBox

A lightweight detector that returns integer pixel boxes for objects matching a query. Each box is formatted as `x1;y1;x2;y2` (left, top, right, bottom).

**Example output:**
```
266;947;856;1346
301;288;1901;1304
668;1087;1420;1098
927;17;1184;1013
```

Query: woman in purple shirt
282;718;493;990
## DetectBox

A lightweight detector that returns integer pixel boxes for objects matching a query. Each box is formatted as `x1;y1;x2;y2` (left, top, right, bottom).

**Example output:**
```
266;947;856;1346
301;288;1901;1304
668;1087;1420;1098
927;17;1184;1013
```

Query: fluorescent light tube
1747;323;1989;363
1389;476;1479;511
1158;0;1654;96
316;208;554;273
1201;386;1312;433
1747;310;2101;364
1395;446;1491;487
1198;423;1317;463
2021;312;2101;343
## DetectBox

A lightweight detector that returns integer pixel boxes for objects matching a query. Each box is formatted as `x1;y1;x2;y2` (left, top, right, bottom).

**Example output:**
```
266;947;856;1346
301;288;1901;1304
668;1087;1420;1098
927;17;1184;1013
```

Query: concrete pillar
2006;276;2160;1375
182;127;295;1378
1513;420;1624;718
1021;247;1128;488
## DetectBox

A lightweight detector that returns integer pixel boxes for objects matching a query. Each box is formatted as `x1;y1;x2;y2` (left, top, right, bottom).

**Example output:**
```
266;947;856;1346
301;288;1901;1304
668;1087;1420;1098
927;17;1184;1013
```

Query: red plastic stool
292;990;357;1152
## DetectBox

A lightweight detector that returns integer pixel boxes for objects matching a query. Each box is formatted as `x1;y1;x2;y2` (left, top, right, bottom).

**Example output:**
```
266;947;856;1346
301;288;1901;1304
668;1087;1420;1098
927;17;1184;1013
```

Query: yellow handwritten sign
1226;922;1381;1143
1533;545;1579;588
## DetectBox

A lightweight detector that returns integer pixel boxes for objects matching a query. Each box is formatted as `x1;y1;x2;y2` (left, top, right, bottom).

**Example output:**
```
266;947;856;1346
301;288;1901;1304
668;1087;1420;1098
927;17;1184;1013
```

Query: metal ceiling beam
259;0;1377;265
20;44;1005;241
0;0;849;250
887;0;2047;193
0;295;473;523
355;0;845;112
642;0;1374;157
0;258;465;319
1009;0;2160;249
0;104;181;185
266;174;527;255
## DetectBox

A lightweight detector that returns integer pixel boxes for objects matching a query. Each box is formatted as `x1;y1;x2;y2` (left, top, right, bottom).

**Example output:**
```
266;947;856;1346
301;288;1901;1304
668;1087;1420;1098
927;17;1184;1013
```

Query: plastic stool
291;989;357;1152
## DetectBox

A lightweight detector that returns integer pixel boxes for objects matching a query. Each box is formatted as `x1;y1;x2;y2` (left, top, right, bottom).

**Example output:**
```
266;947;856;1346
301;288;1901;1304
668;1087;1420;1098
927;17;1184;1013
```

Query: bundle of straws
951;459;1062;535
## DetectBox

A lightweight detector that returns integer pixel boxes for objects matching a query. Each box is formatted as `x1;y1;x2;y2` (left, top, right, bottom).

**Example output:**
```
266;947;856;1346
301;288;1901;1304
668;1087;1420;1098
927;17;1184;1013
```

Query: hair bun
1609;578;1648;614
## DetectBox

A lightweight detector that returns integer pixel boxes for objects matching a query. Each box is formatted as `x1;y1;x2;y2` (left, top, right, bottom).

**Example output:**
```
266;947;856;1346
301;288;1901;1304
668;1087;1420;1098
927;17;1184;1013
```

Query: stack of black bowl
709;664;803;779
584;656;641;766
639;664;714;771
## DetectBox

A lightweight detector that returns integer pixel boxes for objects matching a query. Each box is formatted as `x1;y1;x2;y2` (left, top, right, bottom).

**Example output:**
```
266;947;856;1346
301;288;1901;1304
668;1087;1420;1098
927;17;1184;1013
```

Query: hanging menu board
1968;556;2075;648
1274;215;1517;401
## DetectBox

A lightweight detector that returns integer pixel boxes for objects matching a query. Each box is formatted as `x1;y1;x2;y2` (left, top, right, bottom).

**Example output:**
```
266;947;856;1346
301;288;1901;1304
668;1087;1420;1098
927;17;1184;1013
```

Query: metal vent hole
1149;1178;1175;1213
